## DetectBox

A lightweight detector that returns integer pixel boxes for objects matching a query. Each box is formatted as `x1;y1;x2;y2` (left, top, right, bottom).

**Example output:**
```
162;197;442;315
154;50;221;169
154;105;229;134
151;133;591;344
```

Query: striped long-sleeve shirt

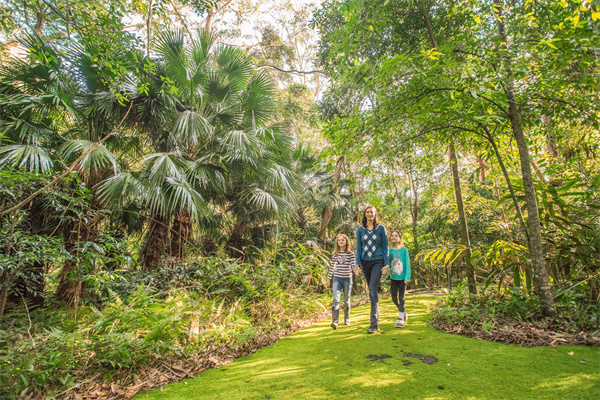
327;251;357;279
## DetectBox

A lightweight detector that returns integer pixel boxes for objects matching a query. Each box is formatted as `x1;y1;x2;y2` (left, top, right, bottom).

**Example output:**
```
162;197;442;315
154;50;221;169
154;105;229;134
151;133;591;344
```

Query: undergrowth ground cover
137;295;600;400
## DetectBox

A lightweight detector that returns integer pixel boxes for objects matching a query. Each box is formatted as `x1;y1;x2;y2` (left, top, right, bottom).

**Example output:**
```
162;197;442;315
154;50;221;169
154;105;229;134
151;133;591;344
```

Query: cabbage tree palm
0;35;132;307
98;29;298;266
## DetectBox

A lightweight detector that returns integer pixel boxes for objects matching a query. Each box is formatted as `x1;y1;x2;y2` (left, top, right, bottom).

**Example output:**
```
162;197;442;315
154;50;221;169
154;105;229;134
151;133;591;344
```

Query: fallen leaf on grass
568;351;574;356
579;361;587;364
447;364;451;366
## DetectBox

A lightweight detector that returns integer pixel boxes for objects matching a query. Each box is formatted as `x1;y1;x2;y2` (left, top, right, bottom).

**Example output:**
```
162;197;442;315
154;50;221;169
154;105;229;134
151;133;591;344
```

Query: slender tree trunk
407;170;419;255
317;156;344;246
494;0;556;316
419;5;438;48
205;7;215;32
0;269;14;318
146;0;154;57
484;129;530;247
477;154;486;182
140;214;169;270
449;139;477;295
543;114;559;160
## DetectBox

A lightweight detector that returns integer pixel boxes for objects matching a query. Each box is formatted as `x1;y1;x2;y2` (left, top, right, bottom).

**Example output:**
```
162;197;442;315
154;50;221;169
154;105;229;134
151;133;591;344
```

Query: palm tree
99;29;298;266
0;35;134;307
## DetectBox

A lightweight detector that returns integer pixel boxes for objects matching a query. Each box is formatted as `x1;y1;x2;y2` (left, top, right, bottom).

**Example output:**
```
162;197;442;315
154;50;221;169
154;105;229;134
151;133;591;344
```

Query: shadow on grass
135;295;600;400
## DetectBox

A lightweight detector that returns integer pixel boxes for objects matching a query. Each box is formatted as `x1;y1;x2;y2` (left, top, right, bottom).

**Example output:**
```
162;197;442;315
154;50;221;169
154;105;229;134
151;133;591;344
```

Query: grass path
136;295;599;400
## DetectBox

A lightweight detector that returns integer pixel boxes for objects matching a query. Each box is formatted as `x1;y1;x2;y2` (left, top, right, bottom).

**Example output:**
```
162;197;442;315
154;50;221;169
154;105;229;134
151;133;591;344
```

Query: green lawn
135;295;600;400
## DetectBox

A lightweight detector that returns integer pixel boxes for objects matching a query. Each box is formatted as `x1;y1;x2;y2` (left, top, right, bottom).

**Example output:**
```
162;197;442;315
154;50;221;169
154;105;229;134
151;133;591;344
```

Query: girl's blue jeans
332;276;352;310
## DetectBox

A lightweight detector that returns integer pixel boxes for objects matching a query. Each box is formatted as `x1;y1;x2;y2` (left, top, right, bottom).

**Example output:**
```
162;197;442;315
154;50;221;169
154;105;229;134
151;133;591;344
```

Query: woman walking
355;205;389;333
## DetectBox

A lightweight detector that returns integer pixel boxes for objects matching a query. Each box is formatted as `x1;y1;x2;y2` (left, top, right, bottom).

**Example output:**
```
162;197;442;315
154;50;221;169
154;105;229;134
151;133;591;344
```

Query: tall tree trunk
171;209;192;259
477;154;486;182
407;169;419;255
8;262;45;308
56;219;100;308
494;0;556;316
484;128;530;247
226;220;247;258
419;4;438;48
140;214;169;270
0;269;14;318
146;0;154;57
543;114;559;160
449;139;477;295
205;7;215;32
317;156;344;246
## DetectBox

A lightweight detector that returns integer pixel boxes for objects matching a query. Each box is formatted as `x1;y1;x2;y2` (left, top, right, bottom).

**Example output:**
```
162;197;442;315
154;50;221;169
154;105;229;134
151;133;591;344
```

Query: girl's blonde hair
334;234;351;255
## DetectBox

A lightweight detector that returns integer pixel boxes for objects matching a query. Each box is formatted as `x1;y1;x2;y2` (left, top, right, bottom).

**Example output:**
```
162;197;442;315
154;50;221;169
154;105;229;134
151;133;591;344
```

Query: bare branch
257;64;324;75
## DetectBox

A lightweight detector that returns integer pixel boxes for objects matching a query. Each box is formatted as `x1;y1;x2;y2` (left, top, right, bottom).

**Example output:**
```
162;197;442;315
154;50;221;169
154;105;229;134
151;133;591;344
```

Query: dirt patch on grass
432;320;600;347
366;354;392;361
405;352;438;365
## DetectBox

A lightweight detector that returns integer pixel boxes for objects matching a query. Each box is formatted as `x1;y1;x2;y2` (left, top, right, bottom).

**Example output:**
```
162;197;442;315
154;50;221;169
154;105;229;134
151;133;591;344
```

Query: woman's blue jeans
361;259;384;324
332;276;352;311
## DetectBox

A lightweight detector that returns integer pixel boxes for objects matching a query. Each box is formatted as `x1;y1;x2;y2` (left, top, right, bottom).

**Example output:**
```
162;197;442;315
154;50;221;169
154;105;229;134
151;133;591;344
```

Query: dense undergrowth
431;281;600;342
0;249;333;399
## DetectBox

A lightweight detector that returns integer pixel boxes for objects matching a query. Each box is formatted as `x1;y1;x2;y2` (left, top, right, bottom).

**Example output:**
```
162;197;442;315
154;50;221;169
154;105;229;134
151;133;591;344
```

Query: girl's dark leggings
391;279;406;312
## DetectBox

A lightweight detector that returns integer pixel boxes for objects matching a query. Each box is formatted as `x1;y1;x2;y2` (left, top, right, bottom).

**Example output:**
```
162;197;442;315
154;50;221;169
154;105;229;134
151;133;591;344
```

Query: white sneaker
395;317;404;328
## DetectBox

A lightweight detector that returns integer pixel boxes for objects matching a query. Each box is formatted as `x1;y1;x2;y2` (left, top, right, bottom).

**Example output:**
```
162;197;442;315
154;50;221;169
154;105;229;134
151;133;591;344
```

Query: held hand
327;279;331;287
356;266;362;276
382;265;389;274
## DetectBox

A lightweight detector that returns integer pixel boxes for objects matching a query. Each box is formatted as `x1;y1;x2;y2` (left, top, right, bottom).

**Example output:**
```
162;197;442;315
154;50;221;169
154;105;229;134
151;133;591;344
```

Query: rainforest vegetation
0;0;598;398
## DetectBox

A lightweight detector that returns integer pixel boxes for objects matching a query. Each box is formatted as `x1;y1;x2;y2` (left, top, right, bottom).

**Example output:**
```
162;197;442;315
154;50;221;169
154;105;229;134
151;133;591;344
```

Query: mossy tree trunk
493;0;556;317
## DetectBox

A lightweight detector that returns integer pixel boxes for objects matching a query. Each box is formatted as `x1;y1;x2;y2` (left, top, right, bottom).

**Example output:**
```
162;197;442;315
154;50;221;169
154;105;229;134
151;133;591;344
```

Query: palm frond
241;73;275;126
186;156;227;191
59;139;119;174
172;109;211;147
163;177;208;219
141;152;186;187
214;46;252;91
96;172;144;208
241;187;294;216
0;144;53;171
219;129;264;165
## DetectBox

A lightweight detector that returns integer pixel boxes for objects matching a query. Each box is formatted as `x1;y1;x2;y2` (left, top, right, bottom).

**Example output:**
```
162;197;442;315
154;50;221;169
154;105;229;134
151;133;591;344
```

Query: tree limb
257;64;324;75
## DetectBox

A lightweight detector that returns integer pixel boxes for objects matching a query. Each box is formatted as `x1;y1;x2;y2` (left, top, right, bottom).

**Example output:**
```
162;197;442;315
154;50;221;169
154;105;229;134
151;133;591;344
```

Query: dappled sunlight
533;374;599;391
345;373;410;387
230;358;282;369
250;366;307;378
136;295;600;400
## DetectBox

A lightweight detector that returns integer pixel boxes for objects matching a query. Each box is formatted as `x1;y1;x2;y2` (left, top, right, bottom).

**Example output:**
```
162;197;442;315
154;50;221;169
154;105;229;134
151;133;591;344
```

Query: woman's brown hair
334;234;351;255
361;205;379;228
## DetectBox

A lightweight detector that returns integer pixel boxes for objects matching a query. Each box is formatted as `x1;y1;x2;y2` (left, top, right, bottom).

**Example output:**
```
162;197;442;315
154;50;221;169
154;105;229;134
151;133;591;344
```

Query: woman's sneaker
367;323;380;333
395;317;405;328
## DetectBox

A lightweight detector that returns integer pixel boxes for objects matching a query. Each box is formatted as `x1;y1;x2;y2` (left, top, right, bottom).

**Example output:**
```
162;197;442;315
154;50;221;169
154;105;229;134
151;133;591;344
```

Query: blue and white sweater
355;224;389;266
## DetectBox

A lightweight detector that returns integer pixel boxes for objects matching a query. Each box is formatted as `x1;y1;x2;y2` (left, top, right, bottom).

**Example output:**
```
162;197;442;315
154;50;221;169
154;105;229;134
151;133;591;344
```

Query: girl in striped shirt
327;234;358;329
